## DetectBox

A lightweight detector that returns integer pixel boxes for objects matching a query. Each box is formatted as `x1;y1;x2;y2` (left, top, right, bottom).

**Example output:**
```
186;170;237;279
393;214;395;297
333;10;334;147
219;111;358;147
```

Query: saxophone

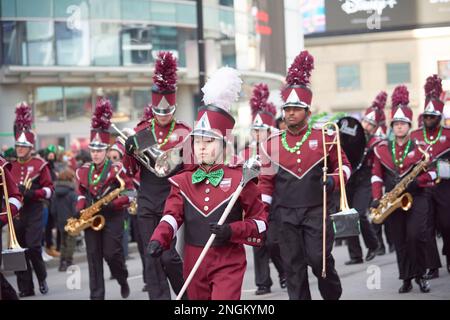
65;174;126;236
369;146;430;224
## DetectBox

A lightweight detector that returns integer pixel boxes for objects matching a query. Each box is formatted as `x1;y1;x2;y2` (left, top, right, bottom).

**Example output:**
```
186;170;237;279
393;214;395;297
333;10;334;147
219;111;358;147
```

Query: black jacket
50;181;78;233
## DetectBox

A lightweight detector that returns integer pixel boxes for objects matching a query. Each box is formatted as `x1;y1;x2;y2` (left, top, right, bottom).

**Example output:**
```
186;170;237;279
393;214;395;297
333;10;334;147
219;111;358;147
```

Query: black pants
253;218;285;288
430;180;450;260
0;228;19;300
84;210;128;300
423;188;442;270
386;194;428;280
277;205;342;300
373;221;394;251
14;206;47;293
346;180;379;260
130;214;146;285
138;214;185;300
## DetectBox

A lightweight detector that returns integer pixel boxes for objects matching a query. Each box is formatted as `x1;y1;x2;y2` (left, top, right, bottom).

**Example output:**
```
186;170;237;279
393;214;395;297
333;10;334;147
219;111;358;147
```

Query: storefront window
35;87;64;121
97;87;132;122
65;87;92;120
25;21;55;66
1;21;25;65
91;22;121;66
121;24;153;65
55;21;90;66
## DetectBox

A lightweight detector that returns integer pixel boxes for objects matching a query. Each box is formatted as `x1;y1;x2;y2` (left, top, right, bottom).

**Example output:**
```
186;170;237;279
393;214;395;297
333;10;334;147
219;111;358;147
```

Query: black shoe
19;290;35;298
398;280;413;294
415;277;430;293
279;277;287;289
388;245;395;253
365;249;377;262
423;269;439;280
375;246;386;256
59;260;68;272
120;281;130;299
142;284;148;292
255;286;271;295
39;280;48;295
345;258;364;265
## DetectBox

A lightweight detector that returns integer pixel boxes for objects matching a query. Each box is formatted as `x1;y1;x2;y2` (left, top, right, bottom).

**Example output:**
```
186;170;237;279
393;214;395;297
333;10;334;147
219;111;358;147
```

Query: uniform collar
286;123;308;136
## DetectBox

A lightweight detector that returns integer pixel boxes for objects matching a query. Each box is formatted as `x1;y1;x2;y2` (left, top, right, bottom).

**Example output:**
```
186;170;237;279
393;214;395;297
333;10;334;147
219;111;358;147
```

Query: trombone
321;122;358;278
1;166;27;271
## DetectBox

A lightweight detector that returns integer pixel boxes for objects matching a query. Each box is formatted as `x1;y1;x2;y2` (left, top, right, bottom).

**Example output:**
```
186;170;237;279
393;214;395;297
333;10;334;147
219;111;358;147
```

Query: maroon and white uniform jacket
371;140;437;200
411;126;450;163
0;157;23;225
10;157;53;208
151;163;268;248
259;126;352;208
123;120;191;216
76;160;134;212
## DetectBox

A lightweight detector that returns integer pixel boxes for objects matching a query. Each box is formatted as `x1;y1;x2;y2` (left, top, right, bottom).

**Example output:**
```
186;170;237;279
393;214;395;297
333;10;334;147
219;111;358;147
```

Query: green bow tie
192;168;224;187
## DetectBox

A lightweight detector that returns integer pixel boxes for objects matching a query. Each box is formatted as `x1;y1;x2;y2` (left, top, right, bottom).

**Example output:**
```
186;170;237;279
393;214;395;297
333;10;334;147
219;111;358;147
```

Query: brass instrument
111;124;182;178
128;198;137;215
1;166;27;271
321;122;359;278
64;174;126;236
369;145;430;224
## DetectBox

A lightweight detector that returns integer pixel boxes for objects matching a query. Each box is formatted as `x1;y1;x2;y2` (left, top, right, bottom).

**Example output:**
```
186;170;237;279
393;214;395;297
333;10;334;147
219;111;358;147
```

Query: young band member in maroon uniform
259;51;351;300
75;99;132;300
411;75;450;277
344;92;386;265
371;85;436;294
239;83;286;295
0;156;23;300
149;67;268;300
123;52;190;300
10;103;54;297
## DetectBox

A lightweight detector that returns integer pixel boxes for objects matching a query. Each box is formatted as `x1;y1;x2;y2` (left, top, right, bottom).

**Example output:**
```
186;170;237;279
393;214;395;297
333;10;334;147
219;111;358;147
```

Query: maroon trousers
183;243;246;300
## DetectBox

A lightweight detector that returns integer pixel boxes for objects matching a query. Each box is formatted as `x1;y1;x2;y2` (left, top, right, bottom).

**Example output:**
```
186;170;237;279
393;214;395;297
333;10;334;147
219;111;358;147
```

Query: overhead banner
302;0;450;37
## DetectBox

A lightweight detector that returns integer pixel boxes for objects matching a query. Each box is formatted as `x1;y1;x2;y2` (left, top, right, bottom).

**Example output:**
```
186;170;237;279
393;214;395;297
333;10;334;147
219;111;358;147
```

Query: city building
0;0;303;151
303;0;450;126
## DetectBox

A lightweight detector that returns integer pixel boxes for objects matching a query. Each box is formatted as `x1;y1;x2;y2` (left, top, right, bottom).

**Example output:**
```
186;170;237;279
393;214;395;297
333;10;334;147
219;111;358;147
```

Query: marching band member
123;52;190;300
10;103;53;297
344;92;386;265
149;67;268;300
371;85;436;293
411;75;450;276
75;99;132;300
240;83;286;295
259;51;351;300
0;155;23;300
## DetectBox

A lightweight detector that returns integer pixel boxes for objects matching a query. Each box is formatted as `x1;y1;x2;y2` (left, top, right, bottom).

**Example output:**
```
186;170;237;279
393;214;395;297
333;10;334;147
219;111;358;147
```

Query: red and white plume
141;104;153;122
202;67;242;112
285;50;314;88
91;98;113;130
153;51;178;92
372;91;387;111
391;85;409;108
250;83;270;118
424;74;443;100
14;102;33;132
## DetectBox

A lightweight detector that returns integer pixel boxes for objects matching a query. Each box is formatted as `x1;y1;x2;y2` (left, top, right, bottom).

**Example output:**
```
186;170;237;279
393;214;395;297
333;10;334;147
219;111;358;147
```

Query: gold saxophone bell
90;214;105;231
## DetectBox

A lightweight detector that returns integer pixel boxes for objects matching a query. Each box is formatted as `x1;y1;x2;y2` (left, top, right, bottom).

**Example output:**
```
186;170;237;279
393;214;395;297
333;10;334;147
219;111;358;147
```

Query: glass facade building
0;0;289;150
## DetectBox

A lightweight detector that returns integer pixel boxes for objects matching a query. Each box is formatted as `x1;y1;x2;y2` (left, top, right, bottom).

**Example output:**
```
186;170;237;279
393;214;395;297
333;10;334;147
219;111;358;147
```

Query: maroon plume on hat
363;91;387;126
152;51;178;116
89;98;113;149
14;102;35;147
250;83;276;129
423;74;444;116
281;50;314;108
391;85;412;124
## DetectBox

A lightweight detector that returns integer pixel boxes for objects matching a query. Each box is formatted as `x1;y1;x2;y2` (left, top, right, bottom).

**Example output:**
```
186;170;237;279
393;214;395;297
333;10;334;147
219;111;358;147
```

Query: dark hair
58;168;75;182
275;117;285;130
